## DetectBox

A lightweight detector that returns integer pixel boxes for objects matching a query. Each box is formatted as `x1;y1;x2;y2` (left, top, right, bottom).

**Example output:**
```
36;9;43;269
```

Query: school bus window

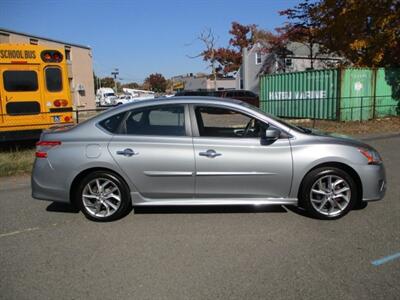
6;101;41;115
3;70;38;92
45;67;62;92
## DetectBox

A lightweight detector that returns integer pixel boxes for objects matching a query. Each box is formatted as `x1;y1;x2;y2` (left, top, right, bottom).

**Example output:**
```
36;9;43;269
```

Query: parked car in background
122;88;156;101
175;90;220;97
219;90;259;107
175;89;259;107
115;95;136;105
32;97;386;222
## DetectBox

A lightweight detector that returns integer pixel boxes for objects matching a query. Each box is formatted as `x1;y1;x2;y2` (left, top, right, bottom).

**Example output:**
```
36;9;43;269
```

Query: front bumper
356;163;386;201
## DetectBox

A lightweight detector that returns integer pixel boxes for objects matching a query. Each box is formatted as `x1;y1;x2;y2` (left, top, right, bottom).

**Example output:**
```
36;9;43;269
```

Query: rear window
3;70;38;92
98;112;125;133
6;101;40;115
45;67;62;92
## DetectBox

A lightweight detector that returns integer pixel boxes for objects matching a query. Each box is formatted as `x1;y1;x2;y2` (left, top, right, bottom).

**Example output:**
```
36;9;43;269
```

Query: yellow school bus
0;44;73;141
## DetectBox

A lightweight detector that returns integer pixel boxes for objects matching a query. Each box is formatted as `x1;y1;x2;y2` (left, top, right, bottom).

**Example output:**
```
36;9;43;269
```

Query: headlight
358;148;382;165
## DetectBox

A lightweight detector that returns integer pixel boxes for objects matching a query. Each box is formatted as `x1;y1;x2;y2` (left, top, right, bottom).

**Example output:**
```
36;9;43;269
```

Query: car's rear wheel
300;167;357;220
77;171;132;222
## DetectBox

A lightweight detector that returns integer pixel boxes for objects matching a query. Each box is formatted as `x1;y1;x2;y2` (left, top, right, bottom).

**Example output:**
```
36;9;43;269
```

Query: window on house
30;38;38;45
255;51;262;65
65;47;71;61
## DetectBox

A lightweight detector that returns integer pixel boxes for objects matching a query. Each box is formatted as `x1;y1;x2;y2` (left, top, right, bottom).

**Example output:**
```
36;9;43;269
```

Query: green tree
121;82;140;89
100;77;116;88
144;73;167;92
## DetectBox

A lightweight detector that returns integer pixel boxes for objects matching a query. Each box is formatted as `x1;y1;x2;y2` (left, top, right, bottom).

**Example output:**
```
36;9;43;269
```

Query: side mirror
261;127;280;145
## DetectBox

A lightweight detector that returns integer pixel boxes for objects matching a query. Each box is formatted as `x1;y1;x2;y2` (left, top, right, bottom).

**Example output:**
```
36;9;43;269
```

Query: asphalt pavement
0;135;399;299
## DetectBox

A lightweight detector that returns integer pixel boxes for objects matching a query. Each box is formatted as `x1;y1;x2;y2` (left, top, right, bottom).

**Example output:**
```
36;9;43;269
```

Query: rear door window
3;70;38;91
45;67;62;92
124;105;185;136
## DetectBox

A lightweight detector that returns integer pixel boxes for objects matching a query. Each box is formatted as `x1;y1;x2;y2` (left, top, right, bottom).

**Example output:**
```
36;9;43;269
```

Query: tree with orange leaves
282;0;400;67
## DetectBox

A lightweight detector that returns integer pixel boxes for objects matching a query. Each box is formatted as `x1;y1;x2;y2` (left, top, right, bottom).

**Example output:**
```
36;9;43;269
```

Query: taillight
36;141;62;146
35;152;48;158
53;99;68;107
64;116;71;122
35;141;61;158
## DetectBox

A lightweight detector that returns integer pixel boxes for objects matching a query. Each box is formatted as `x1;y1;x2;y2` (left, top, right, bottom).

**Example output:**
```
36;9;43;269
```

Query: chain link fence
260;95;399;122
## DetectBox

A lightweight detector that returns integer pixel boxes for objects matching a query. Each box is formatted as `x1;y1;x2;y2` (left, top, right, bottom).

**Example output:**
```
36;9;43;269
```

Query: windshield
104;93;116;97
239;102;308;133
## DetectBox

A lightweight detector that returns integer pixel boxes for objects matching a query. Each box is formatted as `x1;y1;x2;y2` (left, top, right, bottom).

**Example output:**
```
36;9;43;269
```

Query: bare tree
187;28;218;91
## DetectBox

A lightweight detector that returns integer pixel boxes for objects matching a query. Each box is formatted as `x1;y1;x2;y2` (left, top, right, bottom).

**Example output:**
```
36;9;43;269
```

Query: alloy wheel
310;175;351;217
82;178;121;218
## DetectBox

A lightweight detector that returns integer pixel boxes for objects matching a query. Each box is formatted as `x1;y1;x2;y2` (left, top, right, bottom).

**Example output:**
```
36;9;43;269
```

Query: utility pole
111;68;119;93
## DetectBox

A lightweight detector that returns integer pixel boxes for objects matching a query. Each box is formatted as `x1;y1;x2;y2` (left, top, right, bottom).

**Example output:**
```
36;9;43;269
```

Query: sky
1;0;300;83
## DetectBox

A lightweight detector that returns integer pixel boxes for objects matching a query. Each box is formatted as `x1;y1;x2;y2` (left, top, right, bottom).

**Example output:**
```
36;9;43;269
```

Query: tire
300;167;357;220
76;171;132;222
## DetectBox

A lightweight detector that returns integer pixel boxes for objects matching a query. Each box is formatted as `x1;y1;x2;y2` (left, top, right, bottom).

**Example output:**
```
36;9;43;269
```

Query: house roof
0;27;91;50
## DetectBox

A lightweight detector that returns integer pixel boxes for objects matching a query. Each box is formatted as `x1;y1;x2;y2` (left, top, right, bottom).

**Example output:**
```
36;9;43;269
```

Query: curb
357;132;400;141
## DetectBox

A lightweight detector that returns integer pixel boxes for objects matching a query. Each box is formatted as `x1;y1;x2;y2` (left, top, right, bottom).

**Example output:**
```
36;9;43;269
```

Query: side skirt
131;193;298;206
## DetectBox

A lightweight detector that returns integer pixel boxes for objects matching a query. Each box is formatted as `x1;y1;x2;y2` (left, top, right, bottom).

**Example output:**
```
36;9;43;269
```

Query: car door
108;104;195;200
191;104;292;200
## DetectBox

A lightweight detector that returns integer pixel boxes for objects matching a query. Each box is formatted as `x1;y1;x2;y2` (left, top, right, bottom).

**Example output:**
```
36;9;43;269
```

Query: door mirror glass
261;127;280;145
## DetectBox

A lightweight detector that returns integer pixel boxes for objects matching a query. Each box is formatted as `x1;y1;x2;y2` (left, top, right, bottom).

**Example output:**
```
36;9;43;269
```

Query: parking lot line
371;252;400;266
0;227;39;238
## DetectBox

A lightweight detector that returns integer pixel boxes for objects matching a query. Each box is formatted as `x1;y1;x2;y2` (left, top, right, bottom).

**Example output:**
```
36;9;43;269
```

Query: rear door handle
116;148;138;157
199;149;222;158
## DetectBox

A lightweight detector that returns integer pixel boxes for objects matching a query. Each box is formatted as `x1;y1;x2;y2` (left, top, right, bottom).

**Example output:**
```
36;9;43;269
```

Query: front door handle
199;149;222;158
116;148;138;157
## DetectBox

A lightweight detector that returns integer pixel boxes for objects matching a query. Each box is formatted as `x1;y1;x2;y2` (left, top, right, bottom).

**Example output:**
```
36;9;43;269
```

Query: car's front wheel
77;171;132;222
300;167;357;220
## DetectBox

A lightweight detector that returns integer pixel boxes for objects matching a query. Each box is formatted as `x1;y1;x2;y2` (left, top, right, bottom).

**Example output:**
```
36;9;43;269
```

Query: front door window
195;106;265;138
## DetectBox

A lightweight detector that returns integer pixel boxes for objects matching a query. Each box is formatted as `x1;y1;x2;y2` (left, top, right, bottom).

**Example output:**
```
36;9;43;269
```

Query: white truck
96;88;118;106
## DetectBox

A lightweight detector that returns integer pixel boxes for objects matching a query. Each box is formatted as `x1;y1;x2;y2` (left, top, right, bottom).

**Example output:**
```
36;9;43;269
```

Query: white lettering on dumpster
268;90;327;100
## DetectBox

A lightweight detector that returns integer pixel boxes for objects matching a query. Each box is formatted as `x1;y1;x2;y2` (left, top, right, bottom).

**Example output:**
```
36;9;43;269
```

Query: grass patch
289;116;400;136
0;148;35;177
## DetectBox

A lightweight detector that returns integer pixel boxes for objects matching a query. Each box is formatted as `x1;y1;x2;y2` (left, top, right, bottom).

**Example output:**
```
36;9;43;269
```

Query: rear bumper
31;158;70;203
356;163;386;201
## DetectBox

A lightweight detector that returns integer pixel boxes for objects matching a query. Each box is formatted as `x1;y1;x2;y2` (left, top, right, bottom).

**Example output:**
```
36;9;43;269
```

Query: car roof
116;96;245;108
91;96;246;123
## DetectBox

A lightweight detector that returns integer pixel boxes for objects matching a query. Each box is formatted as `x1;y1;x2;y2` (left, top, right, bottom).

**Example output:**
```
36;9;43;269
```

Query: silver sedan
32;97;386;221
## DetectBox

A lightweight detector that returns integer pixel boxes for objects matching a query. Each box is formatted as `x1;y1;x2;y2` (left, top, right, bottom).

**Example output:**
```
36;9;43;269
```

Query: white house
235;42;342;94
